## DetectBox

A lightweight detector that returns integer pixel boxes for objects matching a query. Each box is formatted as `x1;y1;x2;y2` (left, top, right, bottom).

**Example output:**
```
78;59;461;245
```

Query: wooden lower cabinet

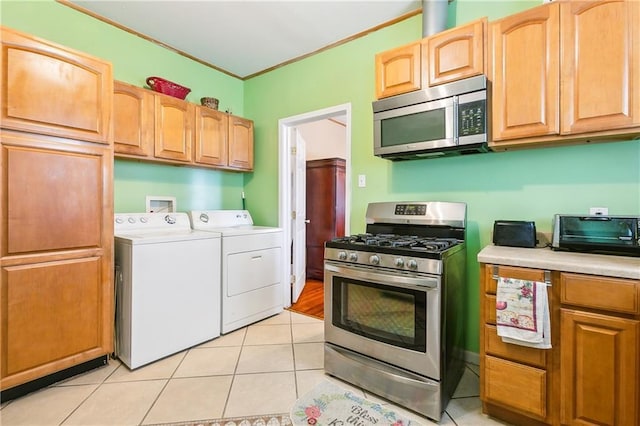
481;263;640;426
479;263;558;425
0;131;113;392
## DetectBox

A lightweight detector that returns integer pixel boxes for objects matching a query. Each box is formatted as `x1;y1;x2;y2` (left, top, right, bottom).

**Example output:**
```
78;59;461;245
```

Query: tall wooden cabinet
305;158;345;280
0;27;113;395
490;0;640;148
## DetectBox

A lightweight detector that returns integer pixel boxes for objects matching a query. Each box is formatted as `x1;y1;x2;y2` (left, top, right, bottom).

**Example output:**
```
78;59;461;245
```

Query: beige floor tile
244;324;292;345
141;376;233;425
293;342;323;370
0;384;98;426
445;397;512;425
173;346;241;377
236;344;294;374
295;369;329;398
291;323;324;343
106;352;184;382
56;358;121;386
452;366;480;398
290;311;322;324
257;310;291;325
224;372;297;417
197;328;246;348
466;362;480;376
62;380;166;426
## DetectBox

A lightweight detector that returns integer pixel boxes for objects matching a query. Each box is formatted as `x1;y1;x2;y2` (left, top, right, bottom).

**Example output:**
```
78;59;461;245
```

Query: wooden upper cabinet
424;18;486;87
228;115;253;171
375;42;421;99
154;94;193;163
560;0;640;135
0;27;112;144
489;3;560;142
113;81;153;157
194;106;228;167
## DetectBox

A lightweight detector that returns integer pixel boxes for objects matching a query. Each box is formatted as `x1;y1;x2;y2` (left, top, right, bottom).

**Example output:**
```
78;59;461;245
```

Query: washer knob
165;215;176;224
115;217;124;224
338;251;347;260
127;217;136;224
407;259;418;270
394;258;404;267
349;252;358;262
369;255;380;265
139;217;148;223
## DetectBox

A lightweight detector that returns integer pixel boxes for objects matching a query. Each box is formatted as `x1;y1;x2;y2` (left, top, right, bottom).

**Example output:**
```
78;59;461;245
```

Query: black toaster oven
551;214;640;257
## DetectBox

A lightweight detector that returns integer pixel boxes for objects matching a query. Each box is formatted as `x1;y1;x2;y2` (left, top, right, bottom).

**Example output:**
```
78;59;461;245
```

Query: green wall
3;0;639;354
1;0;247;213
243;1;640;353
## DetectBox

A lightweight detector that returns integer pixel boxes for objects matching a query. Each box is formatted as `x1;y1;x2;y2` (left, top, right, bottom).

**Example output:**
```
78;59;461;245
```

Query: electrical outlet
589;207;609;216
358;174;366;188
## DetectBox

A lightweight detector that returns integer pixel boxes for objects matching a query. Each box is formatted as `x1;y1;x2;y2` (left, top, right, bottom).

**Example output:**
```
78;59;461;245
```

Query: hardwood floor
289;278;324;319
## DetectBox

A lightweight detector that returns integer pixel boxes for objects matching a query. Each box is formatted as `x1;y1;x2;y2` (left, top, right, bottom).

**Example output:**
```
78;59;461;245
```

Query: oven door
324;261;441;379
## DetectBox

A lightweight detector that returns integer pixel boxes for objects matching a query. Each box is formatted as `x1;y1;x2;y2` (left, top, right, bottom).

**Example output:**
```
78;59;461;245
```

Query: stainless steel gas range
323;201;467;421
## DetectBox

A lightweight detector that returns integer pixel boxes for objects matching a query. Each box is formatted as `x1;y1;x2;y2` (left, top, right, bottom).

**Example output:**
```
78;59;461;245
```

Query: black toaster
493;220;537;248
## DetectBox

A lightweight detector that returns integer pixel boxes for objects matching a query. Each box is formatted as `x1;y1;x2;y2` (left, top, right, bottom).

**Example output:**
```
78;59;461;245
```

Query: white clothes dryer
188;210;283;334
114;212;221;369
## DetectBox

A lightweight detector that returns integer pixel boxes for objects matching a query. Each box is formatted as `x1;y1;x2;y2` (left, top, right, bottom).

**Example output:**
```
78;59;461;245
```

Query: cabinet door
227;115;253;170
1;257;109;388
113;81;153;157
424;18;486;87
375;42;421;99
194;106;228;167
2;140;103;256
560;309;639;426
154;95;193;163
489;3;559;142
0;27;112;144
560;0;640;135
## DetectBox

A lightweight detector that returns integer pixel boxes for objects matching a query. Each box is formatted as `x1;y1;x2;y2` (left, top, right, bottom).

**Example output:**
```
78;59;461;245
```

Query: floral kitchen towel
496;277;551;349
290;379;422;425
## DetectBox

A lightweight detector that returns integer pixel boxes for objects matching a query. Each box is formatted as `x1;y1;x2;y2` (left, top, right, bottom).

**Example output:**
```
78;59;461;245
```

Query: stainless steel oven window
331;275;427;351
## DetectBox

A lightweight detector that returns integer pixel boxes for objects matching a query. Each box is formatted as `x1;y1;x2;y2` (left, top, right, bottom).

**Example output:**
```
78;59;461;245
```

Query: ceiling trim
58;0;421;81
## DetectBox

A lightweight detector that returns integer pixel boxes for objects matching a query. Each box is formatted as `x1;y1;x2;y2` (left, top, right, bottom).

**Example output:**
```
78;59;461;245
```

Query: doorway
278;103;352;308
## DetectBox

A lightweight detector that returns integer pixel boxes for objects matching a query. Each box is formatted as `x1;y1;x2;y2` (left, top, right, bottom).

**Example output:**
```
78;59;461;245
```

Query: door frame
278;103;352;308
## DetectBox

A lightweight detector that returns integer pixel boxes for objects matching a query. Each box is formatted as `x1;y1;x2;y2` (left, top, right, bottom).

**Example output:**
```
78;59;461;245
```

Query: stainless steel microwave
372;75;488;160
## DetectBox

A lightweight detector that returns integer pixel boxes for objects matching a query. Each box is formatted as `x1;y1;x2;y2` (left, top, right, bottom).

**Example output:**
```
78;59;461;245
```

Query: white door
291;128;307;303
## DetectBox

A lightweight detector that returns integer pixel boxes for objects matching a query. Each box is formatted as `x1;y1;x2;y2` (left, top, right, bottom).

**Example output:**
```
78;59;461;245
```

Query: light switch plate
358;174;366;187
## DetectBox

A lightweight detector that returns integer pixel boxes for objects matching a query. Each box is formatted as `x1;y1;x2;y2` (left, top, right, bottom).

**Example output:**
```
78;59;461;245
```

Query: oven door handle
325;262;438;289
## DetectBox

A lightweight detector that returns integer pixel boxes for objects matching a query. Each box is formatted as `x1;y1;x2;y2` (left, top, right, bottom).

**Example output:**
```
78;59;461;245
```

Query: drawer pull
492;265;552;286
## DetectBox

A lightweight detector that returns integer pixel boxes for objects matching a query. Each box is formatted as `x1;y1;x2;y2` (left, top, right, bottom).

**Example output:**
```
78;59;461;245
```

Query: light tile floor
0;311;511;425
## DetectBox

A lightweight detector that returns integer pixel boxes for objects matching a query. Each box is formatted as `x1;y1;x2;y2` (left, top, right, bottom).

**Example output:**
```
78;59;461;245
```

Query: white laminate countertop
477;245;640;280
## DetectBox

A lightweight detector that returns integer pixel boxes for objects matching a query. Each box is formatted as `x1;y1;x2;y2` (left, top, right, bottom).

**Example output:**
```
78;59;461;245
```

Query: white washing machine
188;210;283;334
114;212;221;369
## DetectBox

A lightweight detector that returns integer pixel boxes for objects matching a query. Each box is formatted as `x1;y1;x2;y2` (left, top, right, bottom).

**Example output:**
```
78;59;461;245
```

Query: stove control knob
349;252;358;262
338;251;347;260
407;259;418;270
369;255;380;265
394;258;404;268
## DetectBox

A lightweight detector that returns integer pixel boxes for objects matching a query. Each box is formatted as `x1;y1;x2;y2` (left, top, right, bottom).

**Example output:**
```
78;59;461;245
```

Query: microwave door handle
579;216;612;221
453;95;459;145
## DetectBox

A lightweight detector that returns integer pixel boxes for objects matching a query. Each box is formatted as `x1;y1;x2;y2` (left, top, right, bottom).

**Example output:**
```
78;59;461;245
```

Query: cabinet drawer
484;324;546;368
486;294;496;324
485;265;547;294
484;355;547;419
561;273;640;315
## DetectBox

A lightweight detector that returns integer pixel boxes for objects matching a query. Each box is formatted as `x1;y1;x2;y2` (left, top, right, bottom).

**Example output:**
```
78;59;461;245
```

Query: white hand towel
495;277;551;349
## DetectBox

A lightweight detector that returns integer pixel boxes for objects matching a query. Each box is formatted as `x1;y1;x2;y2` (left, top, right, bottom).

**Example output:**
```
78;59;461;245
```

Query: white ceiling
66;0;421;79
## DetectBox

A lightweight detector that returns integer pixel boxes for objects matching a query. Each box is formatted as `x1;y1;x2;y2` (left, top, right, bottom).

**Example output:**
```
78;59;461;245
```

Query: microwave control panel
458;99;486;137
